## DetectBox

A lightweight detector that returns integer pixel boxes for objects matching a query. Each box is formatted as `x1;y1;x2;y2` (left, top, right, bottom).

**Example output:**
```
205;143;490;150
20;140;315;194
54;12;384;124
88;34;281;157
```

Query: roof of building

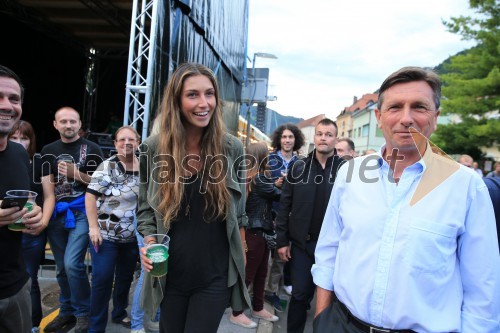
297;114;326;129
337;93;379;119
346;93;378;112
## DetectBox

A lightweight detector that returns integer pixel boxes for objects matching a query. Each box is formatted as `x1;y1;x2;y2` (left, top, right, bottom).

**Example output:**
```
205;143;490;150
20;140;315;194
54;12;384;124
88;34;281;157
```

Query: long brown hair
246;142;270;192
9;120;36;158
156;63;229;229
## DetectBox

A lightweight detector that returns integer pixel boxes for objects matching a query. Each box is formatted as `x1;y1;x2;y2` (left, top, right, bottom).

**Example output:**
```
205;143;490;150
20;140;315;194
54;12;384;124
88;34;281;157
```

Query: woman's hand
141;235;156;272
23;204;46;235
88;225;103;248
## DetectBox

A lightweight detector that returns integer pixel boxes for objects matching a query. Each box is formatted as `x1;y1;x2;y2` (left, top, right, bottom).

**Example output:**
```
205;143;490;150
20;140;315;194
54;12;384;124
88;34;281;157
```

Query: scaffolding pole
123;0;159;139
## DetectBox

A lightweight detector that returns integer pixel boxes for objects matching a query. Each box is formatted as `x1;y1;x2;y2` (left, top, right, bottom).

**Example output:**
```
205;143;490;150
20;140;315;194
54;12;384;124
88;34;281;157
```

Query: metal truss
123;0;159;139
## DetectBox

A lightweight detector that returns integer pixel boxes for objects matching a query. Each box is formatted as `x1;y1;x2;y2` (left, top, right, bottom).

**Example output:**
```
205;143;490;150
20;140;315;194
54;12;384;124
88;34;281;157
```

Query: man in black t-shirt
40;107;103;333
0;65;43;333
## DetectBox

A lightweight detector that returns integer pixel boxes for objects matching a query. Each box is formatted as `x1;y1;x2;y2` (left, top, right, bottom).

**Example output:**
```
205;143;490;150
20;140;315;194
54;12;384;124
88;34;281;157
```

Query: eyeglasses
116;138;137;143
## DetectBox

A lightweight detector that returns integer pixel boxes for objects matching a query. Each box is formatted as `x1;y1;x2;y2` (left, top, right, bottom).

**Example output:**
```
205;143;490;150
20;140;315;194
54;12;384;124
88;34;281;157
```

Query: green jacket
136;133;250;319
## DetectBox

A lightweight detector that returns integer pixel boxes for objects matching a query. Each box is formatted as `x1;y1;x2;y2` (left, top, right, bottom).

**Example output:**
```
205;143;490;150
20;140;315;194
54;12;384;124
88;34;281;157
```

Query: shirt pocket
405;219;457;273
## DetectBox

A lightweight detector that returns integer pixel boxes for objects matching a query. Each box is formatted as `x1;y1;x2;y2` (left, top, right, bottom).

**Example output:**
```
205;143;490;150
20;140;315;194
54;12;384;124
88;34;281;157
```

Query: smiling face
180;74;216;132
9;130;30;150
280;129;295;154
314;123;337;156
375;80;439;154
53;108;81;143
114;128;139;157
0;77;22;137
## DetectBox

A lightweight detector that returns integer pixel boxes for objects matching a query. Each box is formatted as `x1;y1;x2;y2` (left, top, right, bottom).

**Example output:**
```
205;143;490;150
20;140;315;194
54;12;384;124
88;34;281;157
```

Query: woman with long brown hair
137;62;250;332
230;142;281;328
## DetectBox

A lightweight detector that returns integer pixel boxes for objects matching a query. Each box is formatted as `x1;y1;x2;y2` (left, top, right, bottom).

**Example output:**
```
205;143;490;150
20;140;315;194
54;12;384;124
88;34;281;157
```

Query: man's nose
0;97;13;110
400;107;414;126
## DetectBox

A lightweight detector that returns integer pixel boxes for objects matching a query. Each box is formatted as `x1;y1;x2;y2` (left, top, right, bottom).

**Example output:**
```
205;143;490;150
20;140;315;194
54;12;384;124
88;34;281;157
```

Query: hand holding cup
142;234;170;277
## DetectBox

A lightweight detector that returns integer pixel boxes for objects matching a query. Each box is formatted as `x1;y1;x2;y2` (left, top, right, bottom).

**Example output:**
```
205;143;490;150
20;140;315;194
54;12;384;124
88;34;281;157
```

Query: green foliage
432;117;499;159
434;0;499;158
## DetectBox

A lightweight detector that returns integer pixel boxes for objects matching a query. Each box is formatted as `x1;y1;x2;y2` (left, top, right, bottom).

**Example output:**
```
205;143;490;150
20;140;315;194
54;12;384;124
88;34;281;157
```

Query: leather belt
336;296;416;333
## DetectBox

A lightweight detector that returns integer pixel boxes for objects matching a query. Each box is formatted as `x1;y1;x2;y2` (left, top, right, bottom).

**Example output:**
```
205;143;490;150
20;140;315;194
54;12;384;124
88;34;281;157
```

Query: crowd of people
0;63;499;333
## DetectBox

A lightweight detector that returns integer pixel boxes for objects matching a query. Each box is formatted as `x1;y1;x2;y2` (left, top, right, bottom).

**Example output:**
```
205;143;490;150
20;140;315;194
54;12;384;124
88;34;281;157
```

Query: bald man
41;107;103;333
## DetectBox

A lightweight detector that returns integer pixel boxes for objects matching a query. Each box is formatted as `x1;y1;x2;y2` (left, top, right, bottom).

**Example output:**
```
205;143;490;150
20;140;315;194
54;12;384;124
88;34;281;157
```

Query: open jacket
276;150;343;250
246;174;281;231
136;133;250;319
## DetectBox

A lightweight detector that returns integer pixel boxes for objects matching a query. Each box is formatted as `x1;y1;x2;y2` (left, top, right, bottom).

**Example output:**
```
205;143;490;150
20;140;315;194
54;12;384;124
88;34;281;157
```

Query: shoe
264;293;283;312
31;328;40;333
229;313;258;329
74;316;89;333
113;316;132;328
252;309;279;322
131;329;147;333
44;315;76;332
283;285;293;296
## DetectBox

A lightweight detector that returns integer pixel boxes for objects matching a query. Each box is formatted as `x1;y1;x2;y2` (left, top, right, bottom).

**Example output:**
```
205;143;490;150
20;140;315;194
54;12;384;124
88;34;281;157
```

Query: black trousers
313;296;418;333
287;241;316;333
159;276;230;333
313;296;357;333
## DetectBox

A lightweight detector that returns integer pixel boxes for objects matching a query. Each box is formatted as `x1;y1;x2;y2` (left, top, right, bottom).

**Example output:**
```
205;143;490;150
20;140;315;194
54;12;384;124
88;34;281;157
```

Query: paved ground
38;265;276;333
271;289;315;333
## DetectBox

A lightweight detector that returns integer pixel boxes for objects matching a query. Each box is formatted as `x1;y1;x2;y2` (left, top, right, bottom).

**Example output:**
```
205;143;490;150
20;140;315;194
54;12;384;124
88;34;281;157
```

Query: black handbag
263;229;277;249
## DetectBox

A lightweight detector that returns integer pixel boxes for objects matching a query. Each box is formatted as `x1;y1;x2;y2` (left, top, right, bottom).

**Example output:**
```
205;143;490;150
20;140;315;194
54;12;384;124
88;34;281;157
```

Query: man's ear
375;109;382;128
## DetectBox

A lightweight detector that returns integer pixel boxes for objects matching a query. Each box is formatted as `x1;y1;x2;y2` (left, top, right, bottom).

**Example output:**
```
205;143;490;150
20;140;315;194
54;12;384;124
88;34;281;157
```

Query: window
348;130;352;138
362;124;369;137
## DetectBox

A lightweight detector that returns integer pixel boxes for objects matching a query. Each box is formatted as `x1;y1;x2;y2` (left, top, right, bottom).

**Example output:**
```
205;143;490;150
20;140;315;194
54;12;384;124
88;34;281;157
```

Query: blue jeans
131;231;145;330
22;231;46;327
131;228;160;330
89;239;139;333
46;210;90;317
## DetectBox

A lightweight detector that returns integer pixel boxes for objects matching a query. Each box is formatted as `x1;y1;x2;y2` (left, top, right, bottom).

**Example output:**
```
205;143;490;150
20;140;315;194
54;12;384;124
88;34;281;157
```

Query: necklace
184;173;198;218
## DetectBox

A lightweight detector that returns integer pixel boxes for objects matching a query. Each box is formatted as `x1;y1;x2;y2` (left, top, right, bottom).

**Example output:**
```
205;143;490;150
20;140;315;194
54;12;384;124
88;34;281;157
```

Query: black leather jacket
276;151;344;249
246;174;281;231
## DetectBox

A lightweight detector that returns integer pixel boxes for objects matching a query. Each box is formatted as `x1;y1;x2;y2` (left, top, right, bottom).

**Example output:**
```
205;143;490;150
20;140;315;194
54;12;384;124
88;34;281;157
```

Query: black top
40;137;103;202
31;154;43;207
166;174;229;291
309;155;335;237
0;141;31;299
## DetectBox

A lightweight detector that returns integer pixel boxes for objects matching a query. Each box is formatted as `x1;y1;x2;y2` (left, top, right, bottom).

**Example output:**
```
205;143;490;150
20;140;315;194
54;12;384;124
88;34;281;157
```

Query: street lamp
245;52;278;149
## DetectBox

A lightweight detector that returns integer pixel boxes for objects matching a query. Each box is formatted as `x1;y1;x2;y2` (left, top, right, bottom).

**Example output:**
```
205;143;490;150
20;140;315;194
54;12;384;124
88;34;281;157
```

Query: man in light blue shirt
312;66;500;333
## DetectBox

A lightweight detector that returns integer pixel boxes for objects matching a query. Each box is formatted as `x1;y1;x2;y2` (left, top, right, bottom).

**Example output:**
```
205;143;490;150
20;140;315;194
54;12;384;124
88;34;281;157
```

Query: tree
432;0;499;160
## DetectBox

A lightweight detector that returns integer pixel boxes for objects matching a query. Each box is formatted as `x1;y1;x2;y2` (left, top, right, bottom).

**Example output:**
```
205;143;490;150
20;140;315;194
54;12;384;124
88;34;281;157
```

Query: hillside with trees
432;0;499;160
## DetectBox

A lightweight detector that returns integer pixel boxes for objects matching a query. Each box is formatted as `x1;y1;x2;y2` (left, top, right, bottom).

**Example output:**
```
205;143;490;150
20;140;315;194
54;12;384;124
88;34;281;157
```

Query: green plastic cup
6;190;37;231
145;234;170;277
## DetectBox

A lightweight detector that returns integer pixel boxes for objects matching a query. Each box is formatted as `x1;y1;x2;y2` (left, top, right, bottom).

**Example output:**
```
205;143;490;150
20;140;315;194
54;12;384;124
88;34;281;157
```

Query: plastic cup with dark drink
145;234;170;277
4;190;38;231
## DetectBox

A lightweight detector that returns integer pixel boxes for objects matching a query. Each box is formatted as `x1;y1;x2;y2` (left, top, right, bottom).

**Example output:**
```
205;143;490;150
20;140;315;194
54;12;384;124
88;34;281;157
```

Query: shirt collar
378;143;430;174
